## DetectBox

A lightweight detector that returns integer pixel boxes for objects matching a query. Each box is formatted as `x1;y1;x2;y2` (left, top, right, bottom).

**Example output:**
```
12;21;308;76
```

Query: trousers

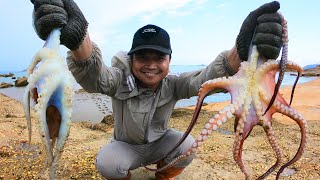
96;129;195;179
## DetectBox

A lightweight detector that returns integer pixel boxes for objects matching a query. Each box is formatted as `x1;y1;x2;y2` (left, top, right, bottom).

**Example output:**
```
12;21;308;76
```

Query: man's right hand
31;0;88;50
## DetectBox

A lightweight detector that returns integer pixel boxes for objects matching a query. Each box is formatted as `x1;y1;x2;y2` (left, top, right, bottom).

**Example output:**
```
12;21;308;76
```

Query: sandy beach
0;77;319;179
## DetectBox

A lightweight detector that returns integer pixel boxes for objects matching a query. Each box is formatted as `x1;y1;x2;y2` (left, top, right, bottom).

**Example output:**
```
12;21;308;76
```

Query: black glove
31;0;88;50
236;1;282;61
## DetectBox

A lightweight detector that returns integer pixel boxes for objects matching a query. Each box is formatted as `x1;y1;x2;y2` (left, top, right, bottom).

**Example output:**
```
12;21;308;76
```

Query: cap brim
128;45;171;55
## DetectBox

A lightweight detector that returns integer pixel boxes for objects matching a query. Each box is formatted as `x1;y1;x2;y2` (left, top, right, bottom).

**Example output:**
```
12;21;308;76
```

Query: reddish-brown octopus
147;15;307;180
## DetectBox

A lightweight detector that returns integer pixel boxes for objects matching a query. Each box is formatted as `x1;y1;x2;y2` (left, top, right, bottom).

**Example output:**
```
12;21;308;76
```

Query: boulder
0;82;13;88
15;76;28;87
0;73;14;77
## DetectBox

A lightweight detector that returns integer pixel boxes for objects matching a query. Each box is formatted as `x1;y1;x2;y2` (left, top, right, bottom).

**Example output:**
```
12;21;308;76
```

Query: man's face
132;49;170;90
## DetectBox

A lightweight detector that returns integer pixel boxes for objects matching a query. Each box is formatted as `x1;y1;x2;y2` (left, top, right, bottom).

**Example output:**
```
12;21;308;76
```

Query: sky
1;0;319;72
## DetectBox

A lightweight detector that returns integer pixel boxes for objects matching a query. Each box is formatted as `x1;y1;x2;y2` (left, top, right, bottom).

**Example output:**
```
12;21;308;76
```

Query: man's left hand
236;1;283;61
253;13;283;60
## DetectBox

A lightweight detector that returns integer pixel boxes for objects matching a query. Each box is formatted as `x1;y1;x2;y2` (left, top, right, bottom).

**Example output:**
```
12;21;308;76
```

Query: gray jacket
67;43;234;145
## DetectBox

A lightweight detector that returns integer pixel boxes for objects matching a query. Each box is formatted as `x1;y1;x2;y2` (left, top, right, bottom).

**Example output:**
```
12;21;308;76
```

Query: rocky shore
0;74;27;88
301;65;320;76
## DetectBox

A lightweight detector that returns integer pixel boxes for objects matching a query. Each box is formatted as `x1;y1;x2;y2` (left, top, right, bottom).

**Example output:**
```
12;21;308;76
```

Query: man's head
128;24;172;55
129;24;172;90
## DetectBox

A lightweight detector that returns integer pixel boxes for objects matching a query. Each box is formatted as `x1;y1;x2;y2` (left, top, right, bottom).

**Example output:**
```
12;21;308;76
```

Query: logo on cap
142;28;156;33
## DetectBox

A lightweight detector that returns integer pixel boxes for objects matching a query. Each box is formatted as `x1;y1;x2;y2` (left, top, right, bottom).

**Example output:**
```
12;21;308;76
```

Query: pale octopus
147;15;307;179
23;29;74;179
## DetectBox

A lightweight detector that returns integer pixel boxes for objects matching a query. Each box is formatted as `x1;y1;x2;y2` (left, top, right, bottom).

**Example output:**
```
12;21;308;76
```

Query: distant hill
303;64;320;70
302;64;320;76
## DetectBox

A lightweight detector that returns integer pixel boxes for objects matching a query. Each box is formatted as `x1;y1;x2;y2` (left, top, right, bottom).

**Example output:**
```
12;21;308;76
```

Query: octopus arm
146;103;236;172
36;77;63;167
258;60;302;106
27;48;57;75
23;84;32;144
257;121;282;179
233;104;261;179
274;103;307;179
46;77;73;178
144;77;235;169
285;62;302;105
233;117;249;178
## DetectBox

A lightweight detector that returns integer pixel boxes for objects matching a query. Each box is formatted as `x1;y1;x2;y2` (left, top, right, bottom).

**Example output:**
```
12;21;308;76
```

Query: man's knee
165;131;195;167
96;145;129;179
173;131;195;154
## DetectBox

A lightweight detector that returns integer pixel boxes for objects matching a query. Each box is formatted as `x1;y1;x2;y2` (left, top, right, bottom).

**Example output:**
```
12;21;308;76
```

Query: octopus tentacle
49;84;73;178
258;60;302;106
233;117;249;179
146;104;236;172
257;121;282;179
23;84;32;144
27;48;57;75
233;92;257;179
264;14;288;115
273;102;307;179
284;63;302;105
35;76;59;167
144;77;234;167
54;83;73;153
166;77;234;151
253;85;282;179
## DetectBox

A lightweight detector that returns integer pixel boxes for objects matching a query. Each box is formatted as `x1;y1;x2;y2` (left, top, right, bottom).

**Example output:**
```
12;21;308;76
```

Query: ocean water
0;66;316;107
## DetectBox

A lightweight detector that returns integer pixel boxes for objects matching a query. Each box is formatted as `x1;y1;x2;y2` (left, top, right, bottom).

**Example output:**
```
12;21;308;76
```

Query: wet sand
0;87;112;123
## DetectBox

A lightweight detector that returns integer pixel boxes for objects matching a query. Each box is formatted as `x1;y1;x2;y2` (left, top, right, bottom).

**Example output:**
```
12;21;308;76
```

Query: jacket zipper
143;92;158;143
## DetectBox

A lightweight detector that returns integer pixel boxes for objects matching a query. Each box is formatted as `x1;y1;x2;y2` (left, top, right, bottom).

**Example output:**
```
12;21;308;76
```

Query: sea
0;65;316;122
0;65;316;107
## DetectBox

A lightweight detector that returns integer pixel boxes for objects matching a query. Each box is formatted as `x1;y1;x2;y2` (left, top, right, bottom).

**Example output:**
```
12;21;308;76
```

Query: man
31;0;282;179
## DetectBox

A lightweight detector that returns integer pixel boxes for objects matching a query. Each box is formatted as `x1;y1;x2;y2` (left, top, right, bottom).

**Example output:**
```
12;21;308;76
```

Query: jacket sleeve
66;43;122;96
174;50;235;99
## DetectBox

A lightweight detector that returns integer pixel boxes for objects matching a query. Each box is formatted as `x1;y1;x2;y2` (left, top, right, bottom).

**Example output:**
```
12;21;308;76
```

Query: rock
302;72;320;76
302;64;320;76
101;115;114;126
0;73;14;77
14;76;28;87
0;82;13;88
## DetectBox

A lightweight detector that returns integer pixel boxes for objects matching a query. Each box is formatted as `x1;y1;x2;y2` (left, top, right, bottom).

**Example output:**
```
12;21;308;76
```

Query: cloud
76;0;198;45
216;3;227;9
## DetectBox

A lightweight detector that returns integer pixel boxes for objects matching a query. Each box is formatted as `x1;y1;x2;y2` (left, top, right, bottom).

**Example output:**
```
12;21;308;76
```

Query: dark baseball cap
128;24;172;55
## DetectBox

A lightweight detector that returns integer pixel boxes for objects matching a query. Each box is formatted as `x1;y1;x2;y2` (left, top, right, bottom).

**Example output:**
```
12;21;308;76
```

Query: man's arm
226;46;241;74
69;32;94;61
